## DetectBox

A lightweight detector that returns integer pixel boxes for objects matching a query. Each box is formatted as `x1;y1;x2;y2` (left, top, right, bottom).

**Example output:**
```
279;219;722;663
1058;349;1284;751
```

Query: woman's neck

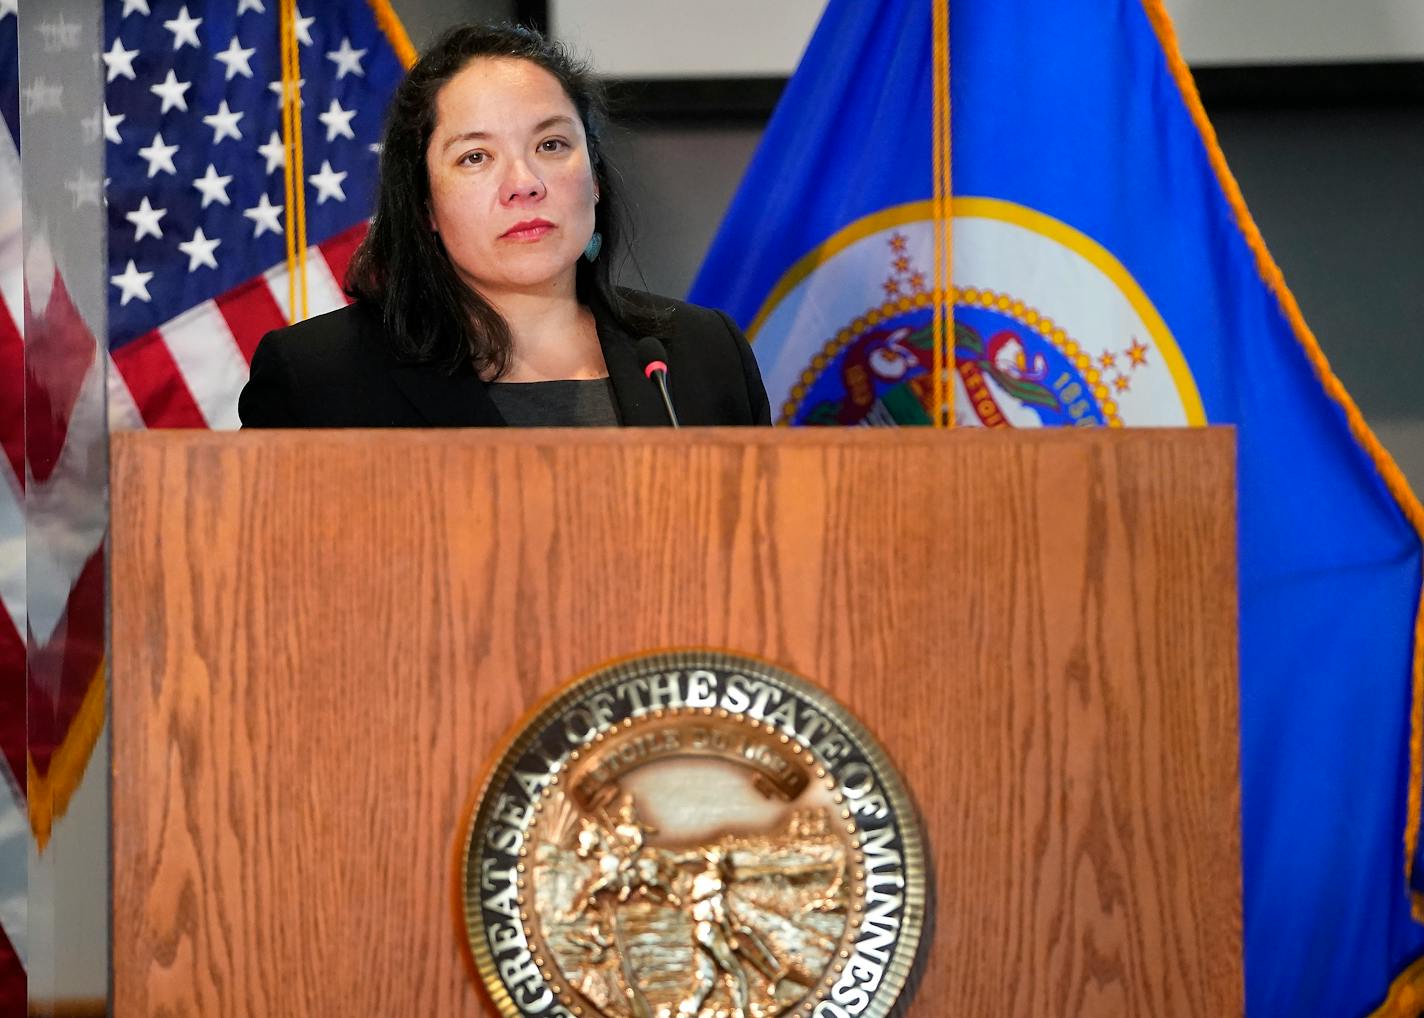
483;289;606;383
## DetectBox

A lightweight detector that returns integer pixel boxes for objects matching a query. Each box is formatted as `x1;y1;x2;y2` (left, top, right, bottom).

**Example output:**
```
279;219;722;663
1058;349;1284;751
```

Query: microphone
636;337;680;428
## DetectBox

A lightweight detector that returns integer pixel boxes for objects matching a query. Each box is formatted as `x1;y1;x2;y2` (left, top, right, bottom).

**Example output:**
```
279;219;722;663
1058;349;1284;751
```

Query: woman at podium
239;24;770;429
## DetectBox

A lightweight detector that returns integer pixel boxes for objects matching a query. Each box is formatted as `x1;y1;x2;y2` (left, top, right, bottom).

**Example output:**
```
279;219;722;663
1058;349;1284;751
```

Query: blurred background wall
391;0;1424;488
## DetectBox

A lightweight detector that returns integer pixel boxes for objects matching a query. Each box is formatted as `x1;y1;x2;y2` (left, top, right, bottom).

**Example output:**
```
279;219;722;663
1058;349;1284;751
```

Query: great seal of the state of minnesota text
460;651;926;1018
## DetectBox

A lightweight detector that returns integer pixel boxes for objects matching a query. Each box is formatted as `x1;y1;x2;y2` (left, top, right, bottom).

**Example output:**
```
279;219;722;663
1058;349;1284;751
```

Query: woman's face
424;57;598;303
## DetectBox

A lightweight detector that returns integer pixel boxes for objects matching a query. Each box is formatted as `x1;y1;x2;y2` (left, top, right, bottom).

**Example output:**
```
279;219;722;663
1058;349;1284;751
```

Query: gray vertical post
20;1;110;1013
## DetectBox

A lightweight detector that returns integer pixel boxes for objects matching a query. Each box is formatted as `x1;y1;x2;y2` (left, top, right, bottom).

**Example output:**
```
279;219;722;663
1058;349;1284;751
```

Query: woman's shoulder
612;287;731;331
239;300;409;427
254;300;389;364
609;288;771;426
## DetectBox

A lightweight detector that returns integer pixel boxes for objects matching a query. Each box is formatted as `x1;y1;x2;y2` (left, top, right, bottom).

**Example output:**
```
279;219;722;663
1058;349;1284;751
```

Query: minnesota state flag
691;1;1424;1014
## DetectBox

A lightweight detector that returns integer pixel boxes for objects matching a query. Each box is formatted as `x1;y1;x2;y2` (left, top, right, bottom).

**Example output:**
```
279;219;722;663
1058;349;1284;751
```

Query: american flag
0;2;410;1009
105;0;410;428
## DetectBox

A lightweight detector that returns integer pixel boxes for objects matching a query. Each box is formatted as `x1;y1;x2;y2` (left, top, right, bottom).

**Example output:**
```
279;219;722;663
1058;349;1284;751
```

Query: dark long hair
347;23;659;378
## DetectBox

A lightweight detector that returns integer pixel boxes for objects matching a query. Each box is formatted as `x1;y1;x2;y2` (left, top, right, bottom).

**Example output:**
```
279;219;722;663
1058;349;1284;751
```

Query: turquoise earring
583;231;603;263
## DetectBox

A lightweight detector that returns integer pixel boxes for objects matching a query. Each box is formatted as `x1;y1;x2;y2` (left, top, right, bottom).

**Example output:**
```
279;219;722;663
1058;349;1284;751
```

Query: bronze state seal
461;651;925;1018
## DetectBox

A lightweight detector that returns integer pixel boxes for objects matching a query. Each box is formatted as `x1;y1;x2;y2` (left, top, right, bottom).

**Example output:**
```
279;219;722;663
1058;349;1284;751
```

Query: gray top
486;377;621;427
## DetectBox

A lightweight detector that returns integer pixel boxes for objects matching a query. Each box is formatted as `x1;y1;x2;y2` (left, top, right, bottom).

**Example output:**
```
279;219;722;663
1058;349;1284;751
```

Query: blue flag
691;1;1424;1014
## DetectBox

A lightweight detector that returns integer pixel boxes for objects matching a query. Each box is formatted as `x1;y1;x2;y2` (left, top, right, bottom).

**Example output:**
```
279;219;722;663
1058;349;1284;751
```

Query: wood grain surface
110;428;1241;1017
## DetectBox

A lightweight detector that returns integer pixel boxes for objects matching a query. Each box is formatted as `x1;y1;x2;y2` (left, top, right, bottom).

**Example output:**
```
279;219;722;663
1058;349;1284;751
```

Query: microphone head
636;336;670;379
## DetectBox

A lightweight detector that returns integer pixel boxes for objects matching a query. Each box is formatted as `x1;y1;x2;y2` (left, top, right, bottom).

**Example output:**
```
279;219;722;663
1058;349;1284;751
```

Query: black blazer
238;290;771;428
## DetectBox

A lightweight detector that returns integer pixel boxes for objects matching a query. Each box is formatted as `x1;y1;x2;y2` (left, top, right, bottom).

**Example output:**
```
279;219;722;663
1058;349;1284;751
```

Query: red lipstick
500;219;555;241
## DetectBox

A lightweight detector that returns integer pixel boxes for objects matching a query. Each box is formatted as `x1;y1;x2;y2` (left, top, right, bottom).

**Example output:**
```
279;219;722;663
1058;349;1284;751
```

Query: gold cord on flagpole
942;2;954;427
279;0;309;322
291;20;309;323
930;0;954;427
279;0;297;321
930;0;944;428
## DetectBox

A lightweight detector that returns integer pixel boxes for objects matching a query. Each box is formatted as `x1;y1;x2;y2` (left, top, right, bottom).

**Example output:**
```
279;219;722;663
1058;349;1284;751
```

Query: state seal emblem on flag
752;199;1206;428
460;651;925;1018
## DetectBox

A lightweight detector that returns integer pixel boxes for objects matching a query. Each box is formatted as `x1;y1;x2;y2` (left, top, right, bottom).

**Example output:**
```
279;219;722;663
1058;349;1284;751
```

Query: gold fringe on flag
1368;954;1424;1018
366;0;418;70
27;663;107;852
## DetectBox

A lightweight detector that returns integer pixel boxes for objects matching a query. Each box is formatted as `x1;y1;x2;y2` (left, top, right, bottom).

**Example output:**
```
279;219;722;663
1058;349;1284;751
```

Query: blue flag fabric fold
691;1;1424;1013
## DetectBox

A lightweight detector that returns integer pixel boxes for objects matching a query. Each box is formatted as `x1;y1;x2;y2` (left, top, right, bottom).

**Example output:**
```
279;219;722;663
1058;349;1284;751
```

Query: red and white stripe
110;224;368;432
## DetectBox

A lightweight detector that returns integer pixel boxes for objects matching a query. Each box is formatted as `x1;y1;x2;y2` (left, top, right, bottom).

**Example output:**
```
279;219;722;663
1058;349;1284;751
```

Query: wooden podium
110;428;1241;1016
